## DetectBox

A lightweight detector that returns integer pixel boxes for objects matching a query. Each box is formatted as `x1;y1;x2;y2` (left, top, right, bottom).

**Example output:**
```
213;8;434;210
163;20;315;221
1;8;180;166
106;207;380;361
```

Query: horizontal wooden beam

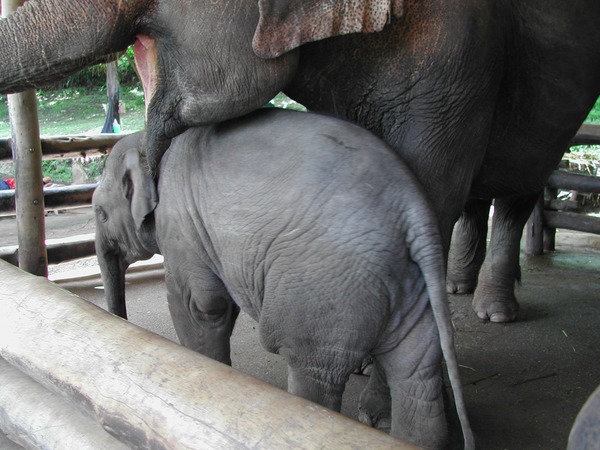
545;211;600;235
0;432;22;450
0;234;96;266
0;183;96;213
0;358;128;450
548;171;600;194
0;260;411;450
570;124;600;146
0;134;127;160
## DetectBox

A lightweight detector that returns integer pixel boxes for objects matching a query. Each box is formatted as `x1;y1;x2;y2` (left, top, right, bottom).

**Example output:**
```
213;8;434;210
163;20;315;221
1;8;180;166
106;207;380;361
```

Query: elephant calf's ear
253;0;404;58
124;150;159;230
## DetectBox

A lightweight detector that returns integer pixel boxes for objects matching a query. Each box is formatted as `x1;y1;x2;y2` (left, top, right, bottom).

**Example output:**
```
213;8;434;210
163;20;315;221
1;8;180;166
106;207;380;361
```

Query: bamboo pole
0;259;412;450
2;0;47;276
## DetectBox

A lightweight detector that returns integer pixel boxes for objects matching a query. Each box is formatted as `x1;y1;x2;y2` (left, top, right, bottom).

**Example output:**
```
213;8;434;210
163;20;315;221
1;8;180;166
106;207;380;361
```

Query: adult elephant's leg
165;268;239;365
447;198;492;294
472;192;541;323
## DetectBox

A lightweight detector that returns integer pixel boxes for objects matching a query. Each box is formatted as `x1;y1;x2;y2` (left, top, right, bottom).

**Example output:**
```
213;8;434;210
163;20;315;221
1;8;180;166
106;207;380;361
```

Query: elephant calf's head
92;132;159;318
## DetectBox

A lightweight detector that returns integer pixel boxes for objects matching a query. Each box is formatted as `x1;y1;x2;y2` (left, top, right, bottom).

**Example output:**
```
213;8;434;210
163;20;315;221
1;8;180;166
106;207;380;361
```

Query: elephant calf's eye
95;206;108;223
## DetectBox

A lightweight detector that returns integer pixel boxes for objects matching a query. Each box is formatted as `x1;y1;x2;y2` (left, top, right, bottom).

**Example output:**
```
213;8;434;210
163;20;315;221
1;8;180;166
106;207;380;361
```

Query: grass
0;86;146;137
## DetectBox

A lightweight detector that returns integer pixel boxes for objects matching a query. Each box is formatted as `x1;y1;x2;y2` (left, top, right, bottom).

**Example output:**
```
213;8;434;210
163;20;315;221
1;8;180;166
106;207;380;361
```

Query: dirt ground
1;206;599;449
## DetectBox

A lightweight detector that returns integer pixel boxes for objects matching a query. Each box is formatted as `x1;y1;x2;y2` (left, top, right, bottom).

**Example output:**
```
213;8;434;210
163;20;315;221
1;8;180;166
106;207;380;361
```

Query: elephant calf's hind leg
286;365;350;412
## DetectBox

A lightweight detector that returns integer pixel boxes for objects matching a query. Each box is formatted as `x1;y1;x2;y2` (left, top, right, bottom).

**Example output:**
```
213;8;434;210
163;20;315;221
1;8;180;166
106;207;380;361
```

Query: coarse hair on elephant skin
92;109;474;449
3;0;600;325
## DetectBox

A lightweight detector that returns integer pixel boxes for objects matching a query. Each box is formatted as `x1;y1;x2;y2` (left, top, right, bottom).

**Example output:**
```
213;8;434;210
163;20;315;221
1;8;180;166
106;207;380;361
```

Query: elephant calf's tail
407;223;476;450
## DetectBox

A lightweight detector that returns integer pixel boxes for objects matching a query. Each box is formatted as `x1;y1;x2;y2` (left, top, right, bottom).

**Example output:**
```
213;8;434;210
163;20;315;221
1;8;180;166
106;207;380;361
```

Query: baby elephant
93;109;473;449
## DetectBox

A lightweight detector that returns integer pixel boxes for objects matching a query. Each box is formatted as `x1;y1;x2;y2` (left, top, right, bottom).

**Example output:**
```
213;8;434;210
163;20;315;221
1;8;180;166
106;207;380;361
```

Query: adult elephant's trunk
96;245;129;320
0;0;147;94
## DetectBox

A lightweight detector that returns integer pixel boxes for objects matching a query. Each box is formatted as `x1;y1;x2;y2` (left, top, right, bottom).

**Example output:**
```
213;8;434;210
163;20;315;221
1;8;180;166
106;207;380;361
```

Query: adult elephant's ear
253;0;403;58
124;149;159;230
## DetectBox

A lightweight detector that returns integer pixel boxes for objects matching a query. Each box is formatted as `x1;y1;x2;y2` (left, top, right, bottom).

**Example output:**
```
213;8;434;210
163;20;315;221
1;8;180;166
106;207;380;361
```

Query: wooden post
543;187;558;252
2;0;48;277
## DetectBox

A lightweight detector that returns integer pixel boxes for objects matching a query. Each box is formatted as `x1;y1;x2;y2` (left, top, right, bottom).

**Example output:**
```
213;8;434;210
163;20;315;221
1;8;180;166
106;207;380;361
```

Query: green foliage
0;86;146;137
585;97;600;124
57;47;139;89
40;156;106;185
81;156;106;181
265;92;307;111
42;160;72;184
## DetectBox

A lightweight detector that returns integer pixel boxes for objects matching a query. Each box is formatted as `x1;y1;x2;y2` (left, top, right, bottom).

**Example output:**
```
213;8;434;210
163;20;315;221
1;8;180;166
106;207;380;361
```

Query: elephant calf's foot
472;290;519;323
358;409;391;433
353;356;374;376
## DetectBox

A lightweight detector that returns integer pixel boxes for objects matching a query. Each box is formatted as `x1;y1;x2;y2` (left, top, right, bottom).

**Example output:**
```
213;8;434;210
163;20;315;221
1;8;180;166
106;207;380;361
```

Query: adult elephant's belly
468;122;578;199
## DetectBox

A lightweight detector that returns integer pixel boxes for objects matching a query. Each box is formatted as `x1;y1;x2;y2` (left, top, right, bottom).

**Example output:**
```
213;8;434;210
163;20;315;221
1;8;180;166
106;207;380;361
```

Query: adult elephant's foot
472;288;519;322
447;198;491;294
446;275;478;295
446;242;484;294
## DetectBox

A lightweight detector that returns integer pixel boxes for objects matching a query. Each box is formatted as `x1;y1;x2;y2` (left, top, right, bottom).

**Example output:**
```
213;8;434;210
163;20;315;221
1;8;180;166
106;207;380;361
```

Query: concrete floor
1;207;599;448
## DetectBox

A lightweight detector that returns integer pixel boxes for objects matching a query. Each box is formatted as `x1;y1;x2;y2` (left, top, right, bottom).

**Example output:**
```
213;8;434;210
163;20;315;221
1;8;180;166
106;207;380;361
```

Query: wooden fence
525;125;600;255
1;129;600;266
0;134;118;266
0;134;123;160
0;259;410;449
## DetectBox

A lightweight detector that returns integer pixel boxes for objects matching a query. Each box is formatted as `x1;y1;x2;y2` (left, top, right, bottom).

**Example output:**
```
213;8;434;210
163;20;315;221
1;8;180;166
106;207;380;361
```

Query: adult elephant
1;0;600;322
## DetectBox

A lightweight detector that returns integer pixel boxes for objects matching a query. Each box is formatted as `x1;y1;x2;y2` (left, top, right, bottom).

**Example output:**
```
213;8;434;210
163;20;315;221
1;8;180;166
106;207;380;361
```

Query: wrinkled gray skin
568;384;600;449
92;109;474;449
2;1;600;324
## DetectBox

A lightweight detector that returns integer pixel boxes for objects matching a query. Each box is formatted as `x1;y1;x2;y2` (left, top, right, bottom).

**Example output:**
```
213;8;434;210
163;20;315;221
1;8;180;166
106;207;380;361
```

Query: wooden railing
525;129;600;255
1;127;599;265
0;259;409;449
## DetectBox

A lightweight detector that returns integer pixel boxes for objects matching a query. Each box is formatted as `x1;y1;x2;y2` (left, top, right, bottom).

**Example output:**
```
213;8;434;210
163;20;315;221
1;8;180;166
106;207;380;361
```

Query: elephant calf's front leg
166;273;239;365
